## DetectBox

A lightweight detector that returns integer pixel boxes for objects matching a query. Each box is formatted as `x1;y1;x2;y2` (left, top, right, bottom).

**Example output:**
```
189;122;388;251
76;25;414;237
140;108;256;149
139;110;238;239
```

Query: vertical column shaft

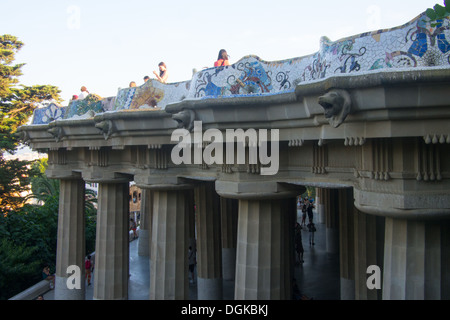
354;209;384;300
150;189;189;300
138;189;153;256
338;188;355;300
316;187;325;223
195;183;223;300
186;189;196;251
324;189;339;254
383;218;449;300
220;197;238;281
94;182;129;300
55;178;86;300
235;198;292;300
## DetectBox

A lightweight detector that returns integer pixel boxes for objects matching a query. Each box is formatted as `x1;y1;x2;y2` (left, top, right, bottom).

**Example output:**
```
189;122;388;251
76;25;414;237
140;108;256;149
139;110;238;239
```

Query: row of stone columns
316;187;450;300
54;177;449;300
51;178;377;300
135;182;300;300
54;175;301;300
55;179;131;300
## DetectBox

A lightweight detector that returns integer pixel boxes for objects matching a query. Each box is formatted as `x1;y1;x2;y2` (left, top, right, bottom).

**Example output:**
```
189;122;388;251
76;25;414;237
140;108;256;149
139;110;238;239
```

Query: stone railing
29;11;450;124
6;237;144;300
8;280;52;300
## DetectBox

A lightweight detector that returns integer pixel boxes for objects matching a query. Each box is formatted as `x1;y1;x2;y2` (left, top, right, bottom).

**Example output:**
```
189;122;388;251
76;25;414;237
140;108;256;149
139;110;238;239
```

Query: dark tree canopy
0;34;61;213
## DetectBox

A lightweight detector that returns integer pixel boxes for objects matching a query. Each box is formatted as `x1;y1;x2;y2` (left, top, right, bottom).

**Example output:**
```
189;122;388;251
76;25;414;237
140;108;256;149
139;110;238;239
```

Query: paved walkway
44;210;340;300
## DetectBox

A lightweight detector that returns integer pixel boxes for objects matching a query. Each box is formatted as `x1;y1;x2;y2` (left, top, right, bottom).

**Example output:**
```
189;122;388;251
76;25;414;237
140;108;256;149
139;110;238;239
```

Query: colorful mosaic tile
189;12;450;101
30;11;450;125
63;94;104;119
31;103;65;125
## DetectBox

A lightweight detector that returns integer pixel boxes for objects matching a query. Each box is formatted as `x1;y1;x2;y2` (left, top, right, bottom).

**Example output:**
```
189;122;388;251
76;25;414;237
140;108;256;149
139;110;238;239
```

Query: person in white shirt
78;86;89;99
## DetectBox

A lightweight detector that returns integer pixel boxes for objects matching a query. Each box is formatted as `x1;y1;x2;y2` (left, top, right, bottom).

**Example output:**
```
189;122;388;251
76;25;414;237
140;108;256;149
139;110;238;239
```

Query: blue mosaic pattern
63;95;104;119
31;103;65;125
113;87;136;111
187;12;450;101
30;11;450;125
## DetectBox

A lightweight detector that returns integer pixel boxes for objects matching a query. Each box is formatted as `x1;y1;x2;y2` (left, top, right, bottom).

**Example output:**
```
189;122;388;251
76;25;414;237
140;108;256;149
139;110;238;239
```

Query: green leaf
426;8;438;20
434;4;447;17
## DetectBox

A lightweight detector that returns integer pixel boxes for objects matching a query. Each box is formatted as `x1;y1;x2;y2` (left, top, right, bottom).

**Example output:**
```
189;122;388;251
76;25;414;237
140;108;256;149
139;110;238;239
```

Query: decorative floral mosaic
63;93;104;119
112;80;190;111
188;12;450;100
31;103;65;125
31;11;450;125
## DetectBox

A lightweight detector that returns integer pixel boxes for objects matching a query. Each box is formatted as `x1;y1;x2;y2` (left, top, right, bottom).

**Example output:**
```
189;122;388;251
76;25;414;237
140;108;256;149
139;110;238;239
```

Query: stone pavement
44;211;340;300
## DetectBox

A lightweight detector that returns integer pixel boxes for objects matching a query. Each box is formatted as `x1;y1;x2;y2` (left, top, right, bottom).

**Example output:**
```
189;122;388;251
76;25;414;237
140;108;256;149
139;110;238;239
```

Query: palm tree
27;158;97;213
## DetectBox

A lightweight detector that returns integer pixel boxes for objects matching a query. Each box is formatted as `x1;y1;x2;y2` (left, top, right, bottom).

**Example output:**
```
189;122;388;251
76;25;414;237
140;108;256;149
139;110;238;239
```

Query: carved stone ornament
95;120;114;140
172;109;196;132
47;126;64;142
318;89;352;128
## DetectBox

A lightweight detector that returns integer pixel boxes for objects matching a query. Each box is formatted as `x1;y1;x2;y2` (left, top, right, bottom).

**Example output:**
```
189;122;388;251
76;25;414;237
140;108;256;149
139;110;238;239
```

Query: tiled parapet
30;79;190;124
30;10;450;125
63;94;106;120
31;103;66;125
187;11;450;101
112;79;191;111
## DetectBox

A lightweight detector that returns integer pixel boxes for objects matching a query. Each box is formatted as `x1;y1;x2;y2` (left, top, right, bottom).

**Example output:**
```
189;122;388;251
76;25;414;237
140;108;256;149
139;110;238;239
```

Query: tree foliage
0;158;98;299
0;34;61;215
0;157;38;213
0;198;59;300
426;1;450;21
27;158;98;255
0;238;42;300
0;34;65;299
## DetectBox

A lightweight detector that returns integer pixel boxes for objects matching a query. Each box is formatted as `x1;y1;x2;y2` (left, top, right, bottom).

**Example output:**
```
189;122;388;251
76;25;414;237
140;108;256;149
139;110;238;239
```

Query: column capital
45;168;82;181
135;176;198;191
354;188;450;220
82;171;133;184
215;180;304;200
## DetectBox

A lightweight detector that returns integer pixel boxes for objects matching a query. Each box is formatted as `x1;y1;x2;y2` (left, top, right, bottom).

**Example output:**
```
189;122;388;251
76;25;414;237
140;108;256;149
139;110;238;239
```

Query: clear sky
0;0;442;105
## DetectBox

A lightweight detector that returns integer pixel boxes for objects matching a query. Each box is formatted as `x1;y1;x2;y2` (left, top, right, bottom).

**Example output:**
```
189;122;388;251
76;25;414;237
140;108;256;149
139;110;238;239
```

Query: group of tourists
72;49;231;104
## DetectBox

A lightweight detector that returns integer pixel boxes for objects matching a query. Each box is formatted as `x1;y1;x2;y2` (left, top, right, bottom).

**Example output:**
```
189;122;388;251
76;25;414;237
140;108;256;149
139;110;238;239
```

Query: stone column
150;188;190;300
220;197;238;281
138;189;153;256
195;182;223;300
316;187;325;224
93;182;129;300
354;208;384;300
285;197;297;300
186;188;196;251
338;188;355;300
55;178;86;300
383;218;450;300
324;189;339;254
234;198;293;300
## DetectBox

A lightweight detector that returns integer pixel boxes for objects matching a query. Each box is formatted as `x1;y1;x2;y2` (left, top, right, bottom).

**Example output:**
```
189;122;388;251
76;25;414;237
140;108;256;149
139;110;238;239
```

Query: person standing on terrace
153;62;169;83
214;49;230;67
78;86;89;99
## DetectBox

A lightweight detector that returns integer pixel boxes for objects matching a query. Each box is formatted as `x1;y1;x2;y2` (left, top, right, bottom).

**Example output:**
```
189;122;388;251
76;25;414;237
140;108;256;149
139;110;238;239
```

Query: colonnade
53;177;450;300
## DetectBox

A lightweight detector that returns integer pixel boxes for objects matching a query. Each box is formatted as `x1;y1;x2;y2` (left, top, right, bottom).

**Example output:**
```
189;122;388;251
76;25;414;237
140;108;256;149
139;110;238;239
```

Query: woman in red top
85;255;93;286
214;49;230;67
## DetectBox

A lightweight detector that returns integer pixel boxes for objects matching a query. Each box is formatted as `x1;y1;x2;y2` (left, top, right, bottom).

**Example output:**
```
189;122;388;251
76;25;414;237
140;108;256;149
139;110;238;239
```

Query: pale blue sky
1;0;441;104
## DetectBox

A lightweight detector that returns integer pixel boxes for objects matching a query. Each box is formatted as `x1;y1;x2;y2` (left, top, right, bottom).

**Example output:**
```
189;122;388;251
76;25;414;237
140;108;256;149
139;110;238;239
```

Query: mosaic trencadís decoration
29;10;450;124
31;103;65;125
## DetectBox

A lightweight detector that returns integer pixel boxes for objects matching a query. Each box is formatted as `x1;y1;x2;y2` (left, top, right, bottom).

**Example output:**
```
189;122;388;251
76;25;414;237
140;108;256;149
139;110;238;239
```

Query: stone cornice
294;67;450;96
